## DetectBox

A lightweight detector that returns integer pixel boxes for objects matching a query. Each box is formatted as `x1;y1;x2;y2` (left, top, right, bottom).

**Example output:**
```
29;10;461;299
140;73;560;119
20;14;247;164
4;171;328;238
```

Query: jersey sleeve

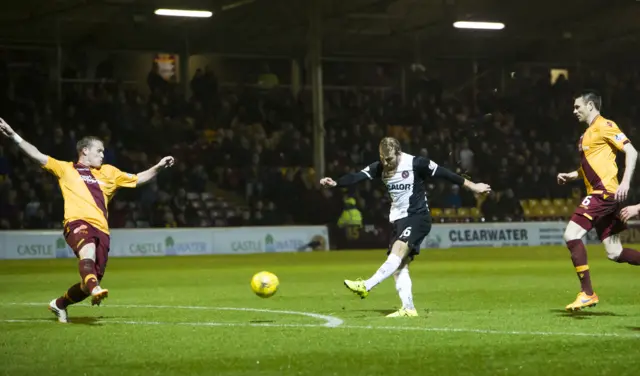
413;156;438;178
108;165;138;188
361;161;382;180
42;157;68;178
601;121;629;151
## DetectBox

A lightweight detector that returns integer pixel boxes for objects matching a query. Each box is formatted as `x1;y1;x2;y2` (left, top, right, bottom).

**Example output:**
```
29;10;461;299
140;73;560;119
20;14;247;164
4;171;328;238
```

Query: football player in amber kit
556;90;640;311
0;117;174;323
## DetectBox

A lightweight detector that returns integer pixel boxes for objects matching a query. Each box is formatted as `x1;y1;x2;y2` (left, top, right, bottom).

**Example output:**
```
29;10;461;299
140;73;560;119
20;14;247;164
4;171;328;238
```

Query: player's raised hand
471;182;491;194
157;156;175;169
616;180;630;202
0;117;16;137
319;177;337;187
557;173;570;185
620;204;640;222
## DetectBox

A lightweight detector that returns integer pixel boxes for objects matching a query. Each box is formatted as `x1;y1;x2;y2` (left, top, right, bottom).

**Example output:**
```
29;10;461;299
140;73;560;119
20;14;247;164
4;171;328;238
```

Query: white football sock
364;254;402;291
394;265;415;310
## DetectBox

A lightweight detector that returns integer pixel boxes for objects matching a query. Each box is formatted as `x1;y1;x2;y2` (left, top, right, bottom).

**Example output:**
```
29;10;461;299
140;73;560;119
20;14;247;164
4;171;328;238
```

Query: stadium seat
443;208;456;219
457;207;471;220
560;205;573;217
544;206;558;218
470;207;481;219
520;200;529;210
431;208;443;218
540;199;552;207
187;192;199;201
527;199;539;209
552;198;565;207
523;207;532;218
201;192;214;201
565;198;578;208
527;206;544;219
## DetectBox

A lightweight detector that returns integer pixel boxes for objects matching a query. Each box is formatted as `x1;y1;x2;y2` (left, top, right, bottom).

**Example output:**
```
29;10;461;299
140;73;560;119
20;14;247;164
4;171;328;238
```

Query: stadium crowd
1;58;640;230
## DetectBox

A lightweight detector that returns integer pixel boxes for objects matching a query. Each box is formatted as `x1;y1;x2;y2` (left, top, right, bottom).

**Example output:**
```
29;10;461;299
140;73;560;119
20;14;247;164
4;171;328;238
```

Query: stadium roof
0;0;639;61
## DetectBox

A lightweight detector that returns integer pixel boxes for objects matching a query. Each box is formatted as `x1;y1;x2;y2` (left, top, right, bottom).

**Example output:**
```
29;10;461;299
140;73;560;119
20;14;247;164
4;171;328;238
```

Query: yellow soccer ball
250;271;279;298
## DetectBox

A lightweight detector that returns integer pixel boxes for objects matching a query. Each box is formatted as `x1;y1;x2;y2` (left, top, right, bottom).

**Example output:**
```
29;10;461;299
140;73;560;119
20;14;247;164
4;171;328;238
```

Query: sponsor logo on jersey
79;175;104;185
615;133;626;142
401;171;409;179
387;183;412;191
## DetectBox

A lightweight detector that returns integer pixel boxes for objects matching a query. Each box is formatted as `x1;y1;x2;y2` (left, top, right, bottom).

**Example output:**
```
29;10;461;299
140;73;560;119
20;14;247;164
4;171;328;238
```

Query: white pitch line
3;302;344;328
2;318;640;339
4;302;640;339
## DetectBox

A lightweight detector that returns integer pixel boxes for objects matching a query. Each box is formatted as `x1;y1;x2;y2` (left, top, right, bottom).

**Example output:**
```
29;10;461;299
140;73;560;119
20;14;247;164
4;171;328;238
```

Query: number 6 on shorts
582;196;592;207
402;227;412;238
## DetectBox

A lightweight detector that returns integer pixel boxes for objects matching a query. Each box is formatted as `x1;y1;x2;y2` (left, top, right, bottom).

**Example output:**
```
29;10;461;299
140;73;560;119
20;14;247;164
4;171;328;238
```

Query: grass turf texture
1;246;639;376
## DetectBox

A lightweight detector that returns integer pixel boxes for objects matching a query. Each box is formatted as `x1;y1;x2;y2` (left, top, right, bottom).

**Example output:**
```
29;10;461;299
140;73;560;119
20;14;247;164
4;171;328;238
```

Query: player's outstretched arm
319;171;369;188
320;161;381;188
136;156;175;186
616;143;638;201
0;117;48;165
557;170;580;185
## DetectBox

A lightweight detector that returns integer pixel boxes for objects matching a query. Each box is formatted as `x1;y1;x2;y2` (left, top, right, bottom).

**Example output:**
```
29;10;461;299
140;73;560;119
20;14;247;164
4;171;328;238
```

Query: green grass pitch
1;246;639;376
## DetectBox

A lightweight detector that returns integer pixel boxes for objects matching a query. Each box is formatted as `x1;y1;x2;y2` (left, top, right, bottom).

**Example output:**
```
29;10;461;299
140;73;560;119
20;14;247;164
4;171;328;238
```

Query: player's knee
390;240;410;259
78;243;96;260
563;221;586;242
603;237;623;261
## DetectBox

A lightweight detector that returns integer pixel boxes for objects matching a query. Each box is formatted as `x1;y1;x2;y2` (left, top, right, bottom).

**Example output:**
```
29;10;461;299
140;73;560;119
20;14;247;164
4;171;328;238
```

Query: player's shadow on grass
352;309;396;316
37;316;129;326
549;309;621;320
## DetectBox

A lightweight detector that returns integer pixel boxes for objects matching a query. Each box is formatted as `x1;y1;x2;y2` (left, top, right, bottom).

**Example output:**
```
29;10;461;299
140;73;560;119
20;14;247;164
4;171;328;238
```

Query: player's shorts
571;193;626;241
387;214;432;258
63;220;110;281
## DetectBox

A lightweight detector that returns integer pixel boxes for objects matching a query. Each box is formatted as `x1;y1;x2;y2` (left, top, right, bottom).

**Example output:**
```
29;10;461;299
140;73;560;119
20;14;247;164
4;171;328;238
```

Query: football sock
78;259;99;292
55;283;90;309
394;266;415;310
566;239;594;295
365;254;402;291
618;248;640;265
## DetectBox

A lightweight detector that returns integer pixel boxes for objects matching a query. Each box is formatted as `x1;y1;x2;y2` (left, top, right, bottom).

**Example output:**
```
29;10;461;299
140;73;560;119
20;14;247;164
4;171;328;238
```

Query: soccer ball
250;271;279;298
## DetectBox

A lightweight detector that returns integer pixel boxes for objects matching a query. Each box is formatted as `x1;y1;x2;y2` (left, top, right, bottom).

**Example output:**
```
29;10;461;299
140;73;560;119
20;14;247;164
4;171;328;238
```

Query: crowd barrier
330;220;640;250
3;221;640;260
0;226;330;260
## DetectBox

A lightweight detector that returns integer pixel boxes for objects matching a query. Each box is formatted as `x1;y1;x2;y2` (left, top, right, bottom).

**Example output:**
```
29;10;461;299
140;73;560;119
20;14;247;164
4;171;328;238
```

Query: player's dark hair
76;136;103;155
576;90;602;111
379;137;401;156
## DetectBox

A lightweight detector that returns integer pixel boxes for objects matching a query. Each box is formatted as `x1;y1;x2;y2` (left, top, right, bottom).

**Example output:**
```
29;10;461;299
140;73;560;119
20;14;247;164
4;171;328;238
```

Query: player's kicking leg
49;242;108;323
344;239;410;299
563;219;599;311
386;260;418;317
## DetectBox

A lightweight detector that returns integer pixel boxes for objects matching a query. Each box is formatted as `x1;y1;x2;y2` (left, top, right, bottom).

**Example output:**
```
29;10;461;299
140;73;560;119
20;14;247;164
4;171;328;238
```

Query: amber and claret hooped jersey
578;115;630;195
43;157;138;235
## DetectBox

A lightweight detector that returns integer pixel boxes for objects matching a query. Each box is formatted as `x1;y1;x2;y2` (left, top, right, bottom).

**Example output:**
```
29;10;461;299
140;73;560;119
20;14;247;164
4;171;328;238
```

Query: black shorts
387;214;432;258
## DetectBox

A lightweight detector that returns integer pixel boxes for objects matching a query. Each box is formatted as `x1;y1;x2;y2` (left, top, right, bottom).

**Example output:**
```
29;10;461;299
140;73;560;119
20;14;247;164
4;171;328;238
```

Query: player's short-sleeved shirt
578;115;629;195
361;152;438;222
43;157;138;235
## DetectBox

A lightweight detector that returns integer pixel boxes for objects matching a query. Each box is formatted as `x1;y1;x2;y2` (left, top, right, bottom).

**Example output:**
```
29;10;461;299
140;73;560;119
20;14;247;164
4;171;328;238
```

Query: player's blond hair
76;136;103;156
379;137;401;156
